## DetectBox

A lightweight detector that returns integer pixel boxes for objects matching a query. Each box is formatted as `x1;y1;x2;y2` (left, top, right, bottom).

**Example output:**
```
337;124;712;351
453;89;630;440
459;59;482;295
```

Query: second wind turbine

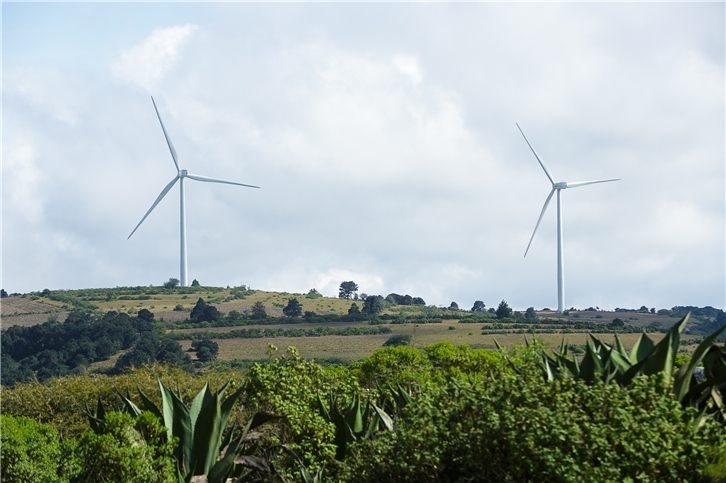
128;96;260;287
517;123;619;313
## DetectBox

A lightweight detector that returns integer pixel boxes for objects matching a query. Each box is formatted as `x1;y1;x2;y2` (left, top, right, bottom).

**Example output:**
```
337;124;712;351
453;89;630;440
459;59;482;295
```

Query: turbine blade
524;188;556;257
186;173;260;189
151;96;180;173
516;123;555;185
127;176;179;239
565;178;620;189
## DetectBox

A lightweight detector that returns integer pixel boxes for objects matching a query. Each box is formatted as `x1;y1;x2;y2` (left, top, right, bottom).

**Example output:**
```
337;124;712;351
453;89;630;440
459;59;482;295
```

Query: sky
2;2;724;311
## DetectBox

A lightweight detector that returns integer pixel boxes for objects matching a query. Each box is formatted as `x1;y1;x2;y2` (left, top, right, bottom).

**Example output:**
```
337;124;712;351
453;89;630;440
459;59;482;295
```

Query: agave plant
317;391;394;460
88;379;280;483
497;313;726;422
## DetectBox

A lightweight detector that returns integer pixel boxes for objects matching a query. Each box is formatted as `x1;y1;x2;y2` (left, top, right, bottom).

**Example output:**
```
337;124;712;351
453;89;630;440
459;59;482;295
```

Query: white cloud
111;24;198;90
3;137;44;223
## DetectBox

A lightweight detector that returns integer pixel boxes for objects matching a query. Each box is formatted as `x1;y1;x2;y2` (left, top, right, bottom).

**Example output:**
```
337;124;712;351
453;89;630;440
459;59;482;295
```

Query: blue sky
3;2;724;311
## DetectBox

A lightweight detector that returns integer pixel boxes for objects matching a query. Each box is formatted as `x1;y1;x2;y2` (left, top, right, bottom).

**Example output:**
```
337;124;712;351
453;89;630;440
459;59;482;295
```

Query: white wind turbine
128;96;260;286
517;123;619;313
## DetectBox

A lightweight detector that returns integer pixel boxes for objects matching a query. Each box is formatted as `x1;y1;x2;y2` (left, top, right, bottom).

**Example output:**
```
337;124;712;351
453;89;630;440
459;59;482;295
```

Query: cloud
111;24;198;90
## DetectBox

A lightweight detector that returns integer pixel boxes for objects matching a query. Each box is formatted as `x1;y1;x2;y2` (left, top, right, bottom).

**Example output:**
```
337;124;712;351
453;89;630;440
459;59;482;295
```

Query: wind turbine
128;96;260;286
517;123;619;313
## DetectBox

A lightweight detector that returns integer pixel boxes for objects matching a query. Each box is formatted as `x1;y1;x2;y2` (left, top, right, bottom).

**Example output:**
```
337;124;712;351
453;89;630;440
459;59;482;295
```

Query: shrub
76;411;176;483
0;415;80;483
341;374;726;482
382;334;412;347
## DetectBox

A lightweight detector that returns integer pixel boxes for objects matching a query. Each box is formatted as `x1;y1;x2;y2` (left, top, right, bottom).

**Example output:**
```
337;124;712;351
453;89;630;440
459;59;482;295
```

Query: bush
0;415;80;483
341;374;726;482
76;411;176;483
382;334;412;347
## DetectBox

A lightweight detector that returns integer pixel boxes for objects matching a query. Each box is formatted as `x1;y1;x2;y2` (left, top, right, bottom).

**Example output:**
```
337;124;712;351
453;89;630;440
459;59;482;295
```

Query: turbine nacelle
554;182;567;189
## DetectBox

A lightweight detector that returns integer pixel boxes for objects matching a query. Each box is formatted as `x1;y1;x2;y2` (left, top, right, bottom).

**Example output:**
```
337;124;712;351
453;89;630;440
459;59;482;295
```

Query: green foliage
251;301;267;319
496;299;512;319
317;391;394;460
190;297;221;322
283;298;303;317
362;295;382;316
338;281;359;300
305;288;323;299
131;379;278;482
76;411;176;483
348;302;361;315
0;364;236;438
383;334;412;347
341;374;726;482
0;415;80;483
191;339;219;362
244;347;360;468
471;300;485;312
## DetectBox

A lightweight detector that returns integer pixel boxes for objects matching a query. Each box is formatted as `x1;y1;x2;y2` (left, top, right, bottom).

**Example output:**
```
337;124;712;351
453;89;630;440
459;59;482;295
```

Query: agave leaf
607;348;634;375
234;456;270;473
158;380;178;442
192;390;223;476
681;374;726;409
167;387;194;476
247;411;281;432
673;323;726;402
541;354;557;382
188;382;208;433
219;385;246;435
364;412;380;439
554;353;579;377
614;333;629;360
345;393;364;435
524;334;531;348
616;355;651;387
317;394;331;423
630;332;655;364
116;390;143;417
396;384;413;406
559;337;568;356
137;387;164;423
371;403;394;432
642;314;688;383
579;341;603;384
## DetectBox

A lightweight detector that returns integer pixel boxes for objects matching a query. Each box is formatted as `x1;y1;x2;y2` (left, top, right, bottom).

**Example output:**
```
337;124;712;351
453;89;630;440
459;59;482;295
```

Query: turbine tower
517;123;619;313
128;96;260;286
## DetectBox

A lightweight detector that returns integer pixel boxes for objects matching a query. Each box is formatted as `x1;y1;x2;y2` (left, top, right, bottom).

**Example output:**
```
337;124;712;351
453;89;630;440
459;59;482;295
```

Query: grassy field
175;319;702;363
1;296;69;327
5;287;708;364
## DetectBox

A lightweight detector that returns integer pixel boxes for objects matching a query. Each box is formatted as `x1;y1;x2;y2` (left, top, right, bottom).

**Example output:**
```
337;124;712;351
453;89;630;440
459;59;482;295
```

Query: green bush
341;374;726;482
244;347;360;470
0;415;80;483
0;364;239;438
76;411;176;483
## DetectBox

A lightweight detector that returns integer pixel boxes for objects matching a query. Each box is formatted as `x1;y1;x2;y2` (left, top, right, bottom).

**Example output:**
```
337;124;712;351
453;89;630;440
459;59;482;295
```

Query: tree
0;289;7;298
191;339;219;362
524;307;537;320
191;279;200;287
190;298;208;321
190;298;220;322
609;318;625;328
251;301;267;319
348;303;361;315
306;288;322;299
496;300;512;319
362;295;382;316
339;281;359;300
471;301;486;312
283;298;303;317
163;278;180;289
137;309;154;321
412;297;426;305
449;302;459;311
